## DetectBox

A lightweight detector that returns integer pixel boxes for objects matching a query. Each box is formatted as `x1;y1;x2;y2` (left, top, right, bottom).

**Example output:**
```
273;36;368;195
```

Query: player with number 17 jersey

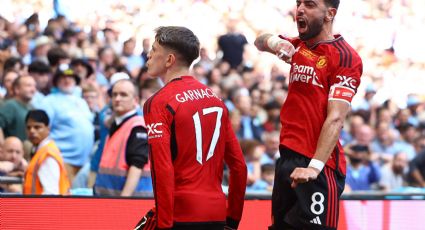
143;76;247;228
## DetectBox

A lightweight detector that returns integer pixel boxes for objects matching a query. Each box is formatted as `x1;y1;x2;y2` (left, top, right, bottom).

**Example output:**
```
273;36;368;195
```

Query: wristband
266;35;283;52
308;159;325;172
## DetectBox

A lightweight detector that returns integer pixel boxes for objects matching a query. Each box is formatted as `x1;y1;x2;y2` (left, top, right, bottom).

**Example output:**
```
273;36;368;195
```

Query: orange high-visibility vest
23;140;70;195
95;115;152;196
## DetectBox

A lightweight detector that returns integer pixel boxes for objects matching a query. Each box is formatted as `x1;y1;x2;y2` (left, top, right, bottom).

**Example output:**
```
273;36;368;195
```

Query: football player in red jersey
255;0;363;229
141;26;247;230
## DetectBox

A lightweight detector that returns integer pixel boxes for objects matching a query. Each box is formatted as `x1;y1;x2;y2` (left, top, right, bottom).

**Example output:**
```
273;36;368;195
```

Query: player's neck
305;26;334;47
163;66;190;83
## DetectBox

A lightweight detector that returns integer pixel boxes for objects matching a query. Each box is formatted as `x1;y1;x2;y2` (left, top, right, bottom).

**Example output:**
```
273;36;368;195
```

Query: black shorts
172;222;224;230
271;147;345;230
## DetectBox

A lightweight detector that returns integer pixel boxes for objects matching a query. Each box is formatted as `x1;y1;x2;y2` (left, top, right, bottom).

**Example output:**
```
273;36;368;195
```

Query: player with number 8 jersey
142;26;247;230
255;1;362;229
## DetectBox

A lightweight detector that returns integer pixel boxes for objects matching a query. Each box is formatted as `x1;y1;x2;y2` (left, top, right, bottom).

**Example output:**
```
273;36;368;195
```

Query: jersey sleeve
223;115;247;229
328;53;363;105
145;102;175;229
278;35;302;47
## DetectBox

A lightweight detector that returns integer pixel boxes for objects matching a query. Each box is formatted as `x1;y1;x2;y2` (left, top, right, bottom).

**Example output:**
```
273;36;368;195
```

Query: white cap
110;72;130;86
35;36;50;48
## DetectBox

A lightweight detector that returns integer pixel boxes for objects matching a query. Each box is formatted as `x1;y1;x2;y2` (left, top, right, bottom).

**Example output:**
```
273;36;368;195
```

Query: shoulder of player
143;87;171;115
326;37;361;68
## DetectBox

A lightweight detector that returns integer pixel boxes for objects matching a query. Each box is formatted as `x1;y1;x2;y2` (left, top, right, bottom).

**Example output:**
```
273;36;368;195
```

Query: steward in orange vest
23;110;70;195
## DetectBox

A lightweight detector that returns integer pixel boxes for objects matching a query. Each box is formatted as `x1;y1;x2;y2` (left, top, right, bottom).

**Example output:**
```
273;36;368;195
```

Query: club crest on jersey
316;56;327;69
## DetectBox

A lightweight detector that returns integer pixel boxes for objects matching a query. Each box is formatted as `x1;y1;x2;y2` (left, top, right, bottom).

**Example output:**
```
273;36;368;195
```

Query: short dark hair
324;0;340;9
28;60;51;74
25;109;50;126
47;47;68;66
154;26;200;66
261;164;275;174
3;57;23;72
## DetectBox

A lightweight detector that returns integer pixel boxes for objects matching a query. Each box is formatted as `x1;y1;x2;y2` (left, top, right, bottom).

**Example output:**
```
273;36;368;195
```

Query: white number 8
310;192;325;215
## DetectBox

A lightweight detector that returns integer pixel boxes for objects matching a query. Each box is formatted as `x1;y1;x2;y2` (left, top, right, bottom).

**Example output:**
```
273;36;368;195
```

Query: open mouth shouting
296;17;308;34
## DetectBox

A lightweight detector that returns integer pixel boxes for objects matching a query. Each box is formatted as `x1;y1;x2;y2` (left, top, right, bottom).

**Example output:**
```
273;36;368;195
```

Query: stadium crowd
1;0;425;195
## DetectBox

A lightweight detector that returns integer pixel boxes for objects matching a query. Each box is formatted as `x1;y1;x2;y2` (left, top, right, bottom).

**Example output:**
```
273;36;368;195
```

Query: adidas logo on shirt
310;216;321;225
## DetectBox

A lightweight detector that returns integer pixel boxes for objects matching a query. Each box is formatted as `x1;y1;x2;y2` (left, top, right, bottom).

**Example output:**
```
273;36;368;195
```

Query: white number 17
192;107;223;165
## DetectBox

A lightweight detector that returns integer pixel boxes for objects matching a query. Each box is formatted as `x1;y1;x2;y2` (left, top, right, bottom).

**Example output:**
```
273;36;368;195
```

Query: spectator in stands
262;100;281;132
408;150;425;187
371;121;416;163
345;145;381;191
96;46;117;86
3;57;25;75
28;60;51;108
414;135;425;155
352;83;376;112
260;131;280;165
0;70;20;100
47;47;69;73
379;152;408;192
82;84;101;141
14;36;31;65
406;95;421;127
32;35;51;64
94;79;151;196
1;137;27;175
233;88;263;141
341;114;365;146
352;124;375;146
39;65;94;183
241;139;263;187
248;163;275;192
23;109;70;195
0;136;27;193
140;38;150;64
398;123;419;149
197;47;214;72
121;38;144;78
217;17;248;70
70;58;95;86
0;75;36;144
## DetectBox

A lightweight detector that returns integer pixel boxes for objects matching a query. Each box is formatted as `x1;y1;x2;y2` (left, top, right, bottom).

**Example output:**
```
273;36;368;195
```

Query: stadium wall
1;197;425;229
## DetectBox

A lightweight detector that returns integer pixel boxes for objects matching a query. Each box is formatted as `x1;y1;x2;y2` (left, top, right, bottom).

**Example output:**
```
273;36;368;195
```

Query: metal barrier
0;176;23;184
2;175;425;200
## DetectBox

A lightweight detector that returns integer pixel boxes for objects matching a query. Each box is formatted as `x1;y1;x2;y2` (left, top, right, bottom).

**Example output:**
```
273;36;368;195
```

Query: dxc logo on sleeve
336;75;357;88
147;123;163;139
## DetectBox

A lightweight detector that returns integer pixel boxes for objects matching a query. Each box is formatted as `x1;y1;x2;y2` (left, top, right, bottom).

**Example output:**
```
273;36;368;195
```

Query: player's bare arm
254;34;273;52
290;100;350;188
121;165;143;196
254;34;296;62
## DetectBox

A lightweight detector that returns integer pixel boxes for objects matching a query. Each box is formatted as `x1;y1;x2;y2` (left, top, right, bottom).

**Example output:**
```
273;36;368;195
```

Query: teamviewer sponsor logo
147;123;163;139
290;63;324;88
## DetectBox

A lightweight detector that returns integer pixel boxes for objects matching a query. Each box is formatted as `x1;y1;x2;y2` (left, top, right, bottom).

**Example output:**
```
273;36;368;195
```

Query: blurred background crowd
1;0;425;195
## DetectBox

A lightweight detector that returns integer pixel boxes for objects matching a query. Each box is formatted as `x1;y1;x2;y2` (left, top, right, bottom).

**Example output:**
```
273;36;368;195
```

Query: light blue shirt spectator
125;55;144;73
31;91;45;109
247;179;270;192
39;91;94;166
371;139;416;161
346;162;381;191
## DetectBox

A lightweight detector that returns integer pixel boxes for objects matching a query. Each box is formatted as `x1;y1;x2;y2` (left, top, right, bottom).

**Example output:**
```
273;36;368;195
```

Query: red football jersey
279;35;363;175
143;76;247;228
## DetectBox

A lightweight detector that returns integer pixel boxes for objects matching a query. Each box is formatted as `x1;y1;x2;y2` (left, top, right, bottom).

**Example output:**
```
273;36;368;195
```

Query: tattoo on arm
254;34;273;52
